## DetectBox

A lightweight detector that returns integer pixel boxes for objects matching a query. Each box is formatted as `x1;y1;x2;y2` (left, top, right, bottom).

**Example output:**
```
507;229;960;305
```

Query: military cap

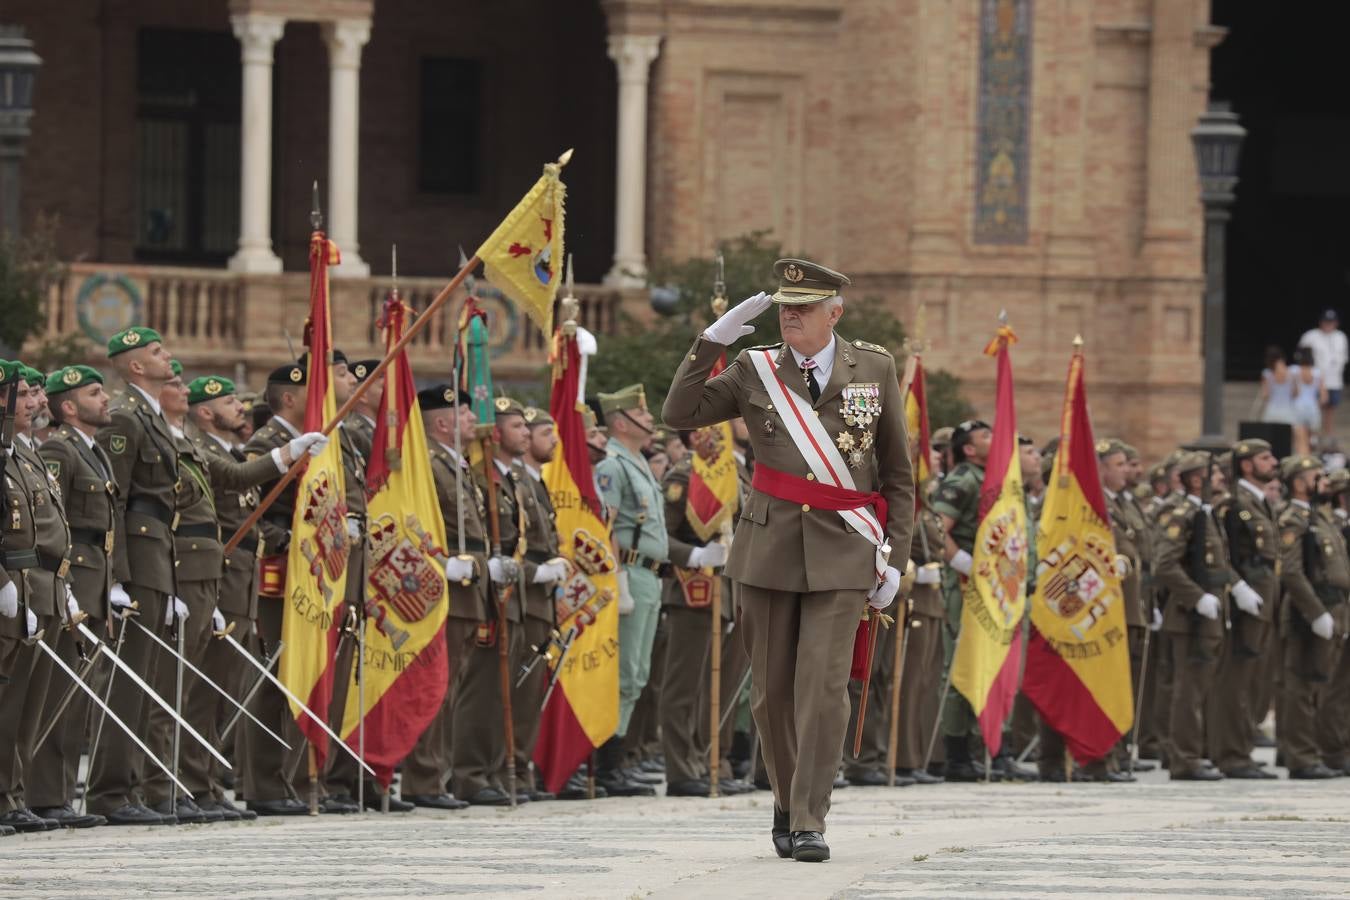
523;407;554;427
237;390;260;412
107;326;163;357
1017;434;1035;447
931;426;954;448
187;375;236;405
598;384;648;415
417;384;472;411
295;349;349;373
1120;443;1140;461
45;365;104;397
1163;449;1186;469
1148;463;1168;484
1174;451;1210;475
1280;454;1322;481
771;258;851;305
268;361;307;386
350;359;381;383
492;396;527;419
0;360;19;386
581;406;598;432
1231;438;1272;461
1095;438;1128;458
1216;450;1233;474
170;359;183;377
1328;468;1350;495
21;364;44;387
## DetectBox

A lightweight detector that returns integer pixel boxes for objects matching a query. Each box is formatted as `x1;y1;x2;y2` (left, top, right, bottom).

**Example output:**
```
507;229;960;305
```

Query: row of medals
836;383;880;469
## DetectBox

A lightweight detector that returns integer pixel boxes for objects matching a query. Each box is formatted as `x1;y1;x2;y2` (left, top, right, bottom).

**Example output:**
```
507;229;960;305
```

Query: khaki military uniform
1143;491;1175;757
664;332;914;834
931;460;984;743
1321;506;1350;770
1116;488;1160;757
89;386;180;815
345;413;375;466
27;427;117;810
1277;500;1350;771
1154;495;1234;776
0;439;72;813
895;503;946;772
512;466;559;791
1208;481;1280;773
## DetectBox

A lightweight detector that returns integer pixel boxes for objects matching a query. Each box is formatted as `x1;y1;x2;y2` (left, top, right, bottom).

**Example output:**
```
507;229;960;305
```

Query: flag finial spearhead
310;180;322;231
391;244;399;297
1072;334;1084;350
711;249;728;317
561;254;579;337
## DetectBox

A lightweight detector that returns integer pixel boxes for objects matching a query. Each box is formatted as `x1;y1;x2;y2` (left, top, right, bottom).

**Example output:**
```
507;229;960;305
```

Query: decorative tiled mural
974;0;1032;244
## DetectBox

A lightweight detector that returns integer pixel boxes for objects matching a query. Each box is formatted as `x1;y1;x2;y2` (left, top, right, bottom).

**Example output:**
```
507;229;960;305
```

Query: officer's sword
217;632;378;778
921;626;960;772
219;639;284;742
127;617;291;749
34;652;101;752
80;611;132;815
1126;612;1154;777
74;620;231;768
33;634;193;798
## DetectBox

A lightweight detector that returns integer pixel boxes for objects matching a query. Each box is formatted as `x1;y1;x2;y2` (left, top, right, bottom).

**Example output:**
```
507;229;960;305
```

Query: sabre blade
35;653;101;751
75;622;232;770
33;636;194;798
129;618;291;750
220;633;377;778
219;639;284;742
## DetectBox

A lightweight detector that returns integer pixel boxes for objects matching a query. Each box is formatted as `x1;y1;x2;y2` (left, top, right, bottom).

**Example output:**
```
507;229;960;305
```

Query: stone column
604;34;661;288
228;13;285;274
322;18;371;277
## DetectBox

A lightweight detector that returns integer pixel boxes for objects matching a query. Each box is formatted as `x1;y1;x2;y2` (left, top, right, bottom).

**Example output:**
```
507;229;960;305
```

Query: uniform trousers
451;624;524;799
0;613;56;812
1146;632;1173;757
659;605;713;784
1280;620;1346;771
896;612;944;770
512;614;555;789
939;574;978;741
844;611;895;778
1207;617;1272;772
28;617;91;809
87;586;167;814
698;611;749;780
1167;630;1223;776
617;566;662;737
193;608;251;801
241;596;295;803
401;617;477;796
740;584;865;834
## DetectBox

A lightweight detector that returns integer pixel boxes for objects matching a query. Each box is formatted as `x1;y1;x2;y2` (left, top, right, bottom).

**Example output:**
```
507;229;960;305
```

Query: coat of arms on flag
367;513;443;625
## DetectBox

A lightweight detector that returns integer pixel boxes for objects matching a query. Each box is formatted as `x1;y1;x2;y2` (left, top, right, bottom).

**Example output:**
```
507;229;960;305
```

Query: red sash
751;463;889;537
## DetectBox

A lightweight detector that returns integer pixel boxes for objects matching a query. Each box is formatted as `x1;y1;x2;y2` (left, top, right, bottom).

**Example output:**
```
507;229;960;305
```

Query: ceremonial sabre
80;611;131;815
707;254;729;799
853;608;884;758
1127;608;1154;777
219;639;285;742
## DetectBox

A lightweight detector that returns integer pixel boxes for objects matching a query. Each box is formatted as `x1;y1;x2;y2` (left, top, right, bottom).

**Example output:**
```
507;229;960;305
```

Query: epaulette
849;339;892;356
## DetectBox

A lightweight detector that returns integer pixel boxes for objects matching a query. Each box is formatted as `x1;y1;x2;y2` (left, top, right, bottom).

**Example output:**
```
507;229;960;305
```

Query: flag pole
481;439;519;809
707;252;728;799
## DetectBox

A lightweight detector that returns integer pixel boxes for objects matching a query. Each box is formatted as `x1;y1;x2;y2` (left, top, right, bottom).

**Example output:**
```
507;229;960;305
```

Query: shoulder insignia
1238;509;1252;522
939;485;960;502
598;473;612;492
45;460;59;478
851;339;892;355
1166;523;1182;539
109;435;127;455
666;481;685;503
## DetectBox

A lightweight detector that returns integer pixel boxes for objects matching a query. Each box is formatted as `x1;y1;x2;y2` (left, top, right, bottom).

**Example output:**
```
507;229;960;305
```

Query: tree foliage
0;214;65;352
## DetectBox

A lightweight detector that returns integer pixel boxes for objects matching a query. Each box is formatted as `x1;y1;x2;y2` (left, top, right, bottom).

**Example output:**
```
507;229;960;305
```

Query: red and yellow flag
950;324;1028;756
686;355;740;540
1022;345;1133;762
905;356;933;492
340;298;451;786
280;233;349;766
533;326;620;793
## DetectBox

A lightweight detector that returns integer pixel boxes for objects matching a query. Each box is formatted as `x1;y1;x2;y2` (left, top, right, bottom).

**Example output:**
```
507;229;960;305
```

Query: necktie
801;358;821;402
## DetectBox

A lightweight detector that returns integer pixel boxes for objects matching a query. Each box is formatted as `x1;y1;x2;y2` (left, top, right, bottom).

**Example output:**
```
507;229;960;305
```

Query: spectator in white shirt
1298;309;1349;438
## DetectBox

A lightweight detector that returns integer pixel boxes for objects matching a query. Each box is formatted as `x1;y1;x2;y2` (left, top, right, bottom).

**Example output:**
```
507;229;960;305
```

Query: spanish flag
904;356;932;493
280;233;350;766
686;355;740;541
1022;344;1133;762
340;297;451;786
949;324;1027;757
533;324;620;793
474;150;571;337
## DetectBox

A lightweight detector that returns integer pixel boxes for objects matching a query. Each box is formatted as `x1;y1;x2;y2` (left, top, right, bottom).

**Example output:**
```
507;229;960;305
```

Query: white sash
749;349;890;579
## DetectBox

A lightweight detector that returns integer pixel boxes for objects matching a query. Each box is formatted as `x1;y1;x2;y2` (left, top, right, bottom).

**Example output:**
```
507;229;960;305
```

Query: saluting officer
664;259;913;863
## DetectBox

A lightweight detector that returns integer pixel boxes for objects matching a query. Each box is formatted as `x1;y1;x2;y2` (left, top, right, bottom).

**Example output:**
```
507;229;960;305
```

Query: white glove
915;564;942;585
950;549;973;577
688;542;729;569
532;560;568;584
65;583;80;618
211;608;226;632
1312;611;1335;641
288;432;330;459
1150;607;1163;632
1195;593;1221;621
25;608;37;637
164;595;189;626
867;566;901;611
703;291;772;345
617;570;635;615
345;517;362;543
0;582;18;618
444;556;476;584
488;556;519;585
109;583;133;612
1232;580;1263;616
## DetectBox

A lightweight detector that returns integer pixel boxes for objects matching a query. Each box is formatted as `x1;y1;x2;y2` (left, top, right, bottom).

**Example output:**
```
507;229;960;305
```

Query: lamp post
0;25;41;240
1191;100;1246;437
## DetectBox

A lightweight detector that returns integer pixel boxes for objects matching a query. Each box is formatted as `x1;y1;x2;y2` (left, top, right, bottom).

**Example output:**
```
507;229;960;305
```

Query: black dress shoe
622;766;664;785
195;799;244;822
0;824;14;837
595;773;656;797
103;803;170;826
0;808;59;832
791;831;830;863
667;779;712;797
846;769;889;787
152;797;215;824
1131;759;1157;773
1224;766;1278;780
250;797;310;816
716;778;754;795
772;807;792;859
405;792;468;810
318;795;359;814
832;774;849;789
467;786;514;806
896;767;944;785
992;756;1038;782
30;804;105;828
639;757;665;774
558;770;607;800
1170;768;1223;781
1290;764;1339;779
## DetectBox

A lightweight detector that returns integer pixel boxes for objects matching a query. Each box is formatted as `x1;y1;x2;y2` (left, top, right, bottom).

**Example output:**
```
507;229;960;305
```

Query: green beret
1232;438;1272;461
598;384;647;416
1280;454;1322;481
523;407;554;427
187;375;236;405
0;359;21;386
170;359;183;377
21;365;44;387
492;396;526;419
107;326;164;357
771;258;851;306
45;365;104;397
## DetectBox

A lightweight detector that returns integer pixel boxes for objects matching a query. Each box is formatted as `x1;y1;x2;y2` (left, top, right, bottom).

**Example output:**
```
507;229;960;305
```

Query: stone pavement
5;754;1350;899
